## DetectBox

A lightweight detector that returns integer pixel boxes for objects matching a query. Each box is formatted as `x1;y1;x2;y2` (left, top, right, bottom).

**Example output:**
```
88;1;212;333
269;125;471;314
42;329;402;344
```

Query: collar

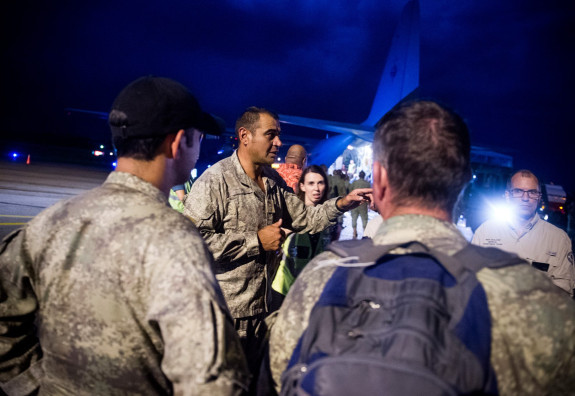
104;171;167;204
372;214;467;255
230;150;279;191
230;151;253;187
508;212;539;233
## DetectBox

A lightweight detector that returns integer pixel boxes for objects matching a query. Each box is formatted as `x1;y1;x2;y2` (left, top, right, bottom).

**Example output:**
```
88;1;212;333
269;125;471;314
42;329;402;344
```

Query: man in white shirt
472;169;574;297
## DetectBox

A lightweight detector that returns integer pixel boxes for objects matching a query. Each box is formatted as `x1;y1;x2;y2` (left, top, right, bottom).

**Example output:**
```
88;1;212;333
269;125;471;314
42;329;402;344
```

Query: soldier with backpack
266;101;575;395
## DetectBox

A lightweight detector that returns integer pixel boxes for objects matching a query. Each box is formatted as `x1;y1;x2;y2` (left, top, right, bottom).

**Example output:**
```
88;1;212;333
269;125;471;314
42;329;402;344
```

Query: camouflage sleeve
283;189;343;235
268;251;339;393
477;264;575;395
183;173;260;263
0;229;43;395
553;233;575;297
147;231;250;394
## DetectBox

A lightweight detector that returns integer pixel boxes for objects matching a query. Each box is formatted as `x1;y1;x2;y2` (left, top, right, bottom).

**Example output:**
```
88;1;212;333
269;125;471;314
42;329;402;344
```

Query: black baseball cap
109;76;223;138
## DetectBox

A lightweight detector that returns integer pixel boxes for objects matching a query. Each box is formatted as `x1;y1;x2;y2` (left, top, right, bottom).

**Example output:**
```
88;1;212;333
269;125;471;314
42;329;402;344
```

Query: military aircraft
65;0;420;169
279;0;420;167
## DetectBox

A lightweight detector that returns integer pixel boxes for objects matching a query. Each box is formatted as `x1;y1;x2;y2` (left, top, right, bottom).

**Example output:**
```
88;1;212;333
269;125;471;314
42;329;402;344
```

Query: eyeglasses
508;188;541;199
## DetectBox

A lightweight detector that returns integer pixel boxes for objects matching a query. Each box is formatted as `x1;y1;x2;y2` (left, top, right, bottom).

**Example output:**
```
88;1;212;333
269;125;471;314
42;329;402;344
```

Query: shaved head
285;144;307;167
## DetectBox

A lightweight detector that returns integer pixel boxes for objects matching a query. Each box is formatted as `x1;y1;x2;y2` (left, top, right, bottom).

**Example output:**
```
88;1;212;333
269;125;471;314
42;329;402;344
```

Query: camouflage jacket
0;172;249;396
268;214;575;395
183;152;343;318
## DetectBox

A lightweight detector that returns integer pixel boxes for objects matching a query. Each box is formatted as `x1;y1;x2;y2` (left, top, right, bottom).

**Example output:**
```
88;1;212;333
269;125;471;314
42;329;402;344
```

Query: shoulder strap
327;239;470;279
454;244;526;272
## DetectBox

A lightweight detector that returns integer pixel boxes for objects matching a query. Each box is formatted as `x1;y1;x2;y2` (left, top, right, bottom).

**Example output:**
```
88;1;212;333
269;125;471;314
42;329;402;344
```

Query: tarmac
0;159;377;241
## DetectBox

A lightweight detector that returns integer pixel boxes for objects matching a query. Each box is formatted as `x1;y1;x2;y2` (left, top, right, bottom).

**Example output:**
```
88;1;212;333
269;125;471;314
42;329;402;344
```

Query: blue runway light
112;162;117;168
11;152;19;159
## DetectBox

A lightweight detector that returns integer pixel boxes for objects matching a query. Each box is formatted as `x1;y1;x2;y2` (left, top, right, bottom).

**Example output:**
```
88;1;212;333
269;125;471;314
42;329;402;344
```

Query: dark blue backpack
281;239;524;396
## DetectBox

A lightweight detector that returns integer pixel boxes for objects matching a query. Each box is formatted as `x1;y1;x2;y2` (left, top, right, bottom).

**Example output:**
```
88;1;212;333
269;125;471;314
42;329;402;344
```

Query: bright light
472;175;477;179
109;152;114;156
277;157;281;161
100;145;104;149
347;145;354;150
191;169;197;179
544;214;549;221
207;165;211;168
11;152;19;159
271;163;280;169
217;150;224;155
93;150;104;156
487;202;513;223
112;162;117;168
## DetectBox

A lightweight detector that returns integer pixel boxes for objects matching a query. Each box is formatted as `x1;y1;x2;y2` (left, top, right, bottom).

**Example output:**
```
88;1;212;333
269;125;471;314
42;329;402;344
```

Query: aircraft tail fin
362;0;420;126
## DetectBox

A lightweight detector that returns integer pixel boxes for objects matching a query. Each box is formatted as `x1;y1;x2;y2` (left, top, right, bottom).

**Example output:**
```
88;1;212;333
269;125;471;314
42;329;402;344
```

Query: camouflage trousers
234;313;268;394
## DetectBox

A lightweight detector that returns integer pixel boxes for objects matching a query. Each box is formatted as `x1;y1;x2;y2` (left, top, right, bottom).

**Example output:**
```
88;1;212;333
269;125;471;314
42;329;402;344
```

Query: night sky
2;0;574;191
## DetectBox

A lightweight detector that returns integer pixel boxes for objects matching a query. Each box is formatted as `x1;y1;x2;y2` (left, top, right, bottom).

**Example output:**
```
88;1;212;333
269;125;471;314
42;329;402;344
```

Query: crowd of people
1;76;574;395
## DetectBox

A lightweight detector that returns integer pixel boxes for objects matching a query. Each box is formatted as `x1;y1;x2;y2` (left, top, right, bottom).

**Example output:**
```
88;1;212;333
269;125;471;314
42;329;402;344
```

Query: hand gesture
257;219;286;251
336;188;373;211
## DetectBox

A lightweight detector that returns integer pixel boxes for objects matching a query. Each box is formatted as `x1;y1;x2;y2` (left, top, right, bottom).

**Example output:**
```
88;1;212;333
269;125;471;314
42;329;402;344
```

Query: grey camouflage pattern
268;214;575;395
0;171;249;395
183;152;343;318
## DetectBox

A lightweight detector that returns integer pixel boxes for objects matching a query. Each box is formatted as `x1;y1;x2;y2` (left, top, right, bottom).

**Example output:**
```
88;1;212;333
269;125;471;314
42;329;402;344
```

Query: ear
238;127;251;146
372;160;389;213
166;129;185;159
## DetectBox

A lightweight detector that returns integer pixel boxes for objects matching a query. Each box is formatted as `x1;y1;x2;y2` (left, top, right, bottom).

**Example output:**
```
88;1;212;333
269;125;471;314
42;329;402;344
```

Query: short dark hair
297;165;329;205
112;135;167;161
373;100;471;213
235;107;279;138
113;128;198;161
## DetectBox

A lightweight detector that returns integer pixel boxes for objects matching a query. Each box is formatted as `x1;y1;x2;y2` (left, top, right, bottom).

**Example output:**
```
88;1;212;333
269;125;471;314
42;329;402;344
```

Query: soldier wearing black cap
0;76;249;395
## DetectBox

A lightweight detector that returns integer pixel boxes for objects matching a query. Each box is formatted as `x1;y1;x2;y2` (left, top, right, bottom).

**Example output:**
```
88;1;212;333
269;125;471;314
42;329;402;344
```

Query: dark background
2;0;574;191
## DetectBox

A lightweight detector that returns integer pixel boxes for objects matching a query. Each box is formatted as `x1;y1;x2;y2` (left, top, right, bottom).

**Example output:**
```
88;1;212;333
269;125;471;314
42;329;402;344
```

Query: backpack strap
327;239;469;279
327;239;400;262
327;239;525;281
453;244;526;272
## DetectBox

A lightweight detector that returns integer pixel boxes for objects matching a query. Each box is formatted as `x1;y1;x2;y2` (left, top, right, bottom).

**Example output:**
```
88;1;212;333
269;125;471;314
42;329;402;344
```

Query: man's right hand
257;219;286;251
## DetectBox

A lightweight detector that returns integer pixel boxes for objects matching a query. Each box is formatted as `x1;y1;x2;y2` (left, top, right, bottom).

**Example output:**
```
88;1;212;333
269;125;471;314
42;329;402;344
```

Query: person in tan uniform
472;169;575;297
0;76;249;395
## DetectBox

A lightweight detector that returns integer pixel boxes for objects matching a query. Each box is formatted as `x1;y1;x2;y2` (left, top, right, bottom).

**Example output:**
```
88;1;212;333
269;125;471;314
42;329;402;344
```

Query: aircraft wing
65;108;109;120
279;115;375;142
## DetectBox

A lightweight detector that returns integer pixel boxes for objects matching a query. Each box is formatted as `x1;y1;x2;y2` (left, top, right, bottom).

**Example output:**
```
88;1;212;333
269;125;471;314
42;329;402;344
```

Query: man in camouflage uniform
267;101;575;394
0;76;249;395
183;107;372;380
